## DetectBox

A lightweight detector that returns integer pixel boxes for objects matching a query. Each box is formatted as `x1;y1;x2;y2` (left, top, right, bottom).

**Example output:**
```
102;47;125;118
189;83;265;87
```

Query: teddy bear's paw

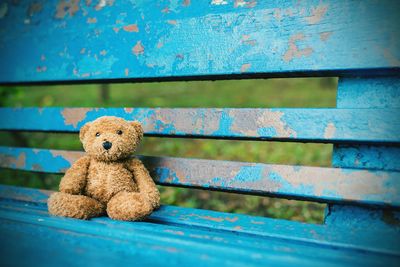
48;192;105;220
107;191;153;221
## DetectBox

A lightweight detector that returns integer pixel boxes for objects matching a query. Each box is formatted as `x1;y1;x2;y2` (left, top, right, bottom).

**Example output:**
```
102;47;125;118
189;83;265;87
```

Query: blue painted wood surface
326;77;400;230
0;185;399;267
1;107;400;143
1;146;399;208
332;145;400;172
0;0;399;84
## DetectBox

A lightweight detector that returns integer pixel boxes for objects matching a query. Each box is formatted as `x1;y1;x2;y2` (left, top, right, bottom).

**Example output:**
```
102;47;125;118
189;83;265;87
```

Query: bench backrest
0;0;399;227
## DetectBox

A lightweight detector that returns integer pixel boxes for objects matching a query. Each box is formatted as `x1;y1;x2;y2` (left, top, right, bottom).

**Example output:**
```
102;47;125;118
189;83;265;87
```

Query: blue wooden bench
0;1;399;266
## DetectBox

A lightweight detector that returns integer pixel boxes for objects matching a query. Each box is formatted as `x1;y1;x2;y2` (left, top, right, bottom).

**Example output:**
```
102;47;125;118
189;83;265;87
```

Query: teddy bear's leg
48;192;105;220
106;191;153;221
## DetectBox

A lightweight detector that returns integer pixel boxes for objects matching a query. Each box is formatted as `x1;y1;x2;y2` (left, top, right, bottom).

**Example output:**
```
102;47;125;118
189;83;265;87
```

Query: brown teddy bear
48;116;160;221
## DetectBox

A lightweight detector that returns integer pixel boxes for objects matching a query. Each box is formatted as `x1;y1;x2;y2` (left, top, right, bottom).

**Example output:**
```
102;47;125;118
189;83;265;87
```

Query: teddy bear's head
79;116;144;162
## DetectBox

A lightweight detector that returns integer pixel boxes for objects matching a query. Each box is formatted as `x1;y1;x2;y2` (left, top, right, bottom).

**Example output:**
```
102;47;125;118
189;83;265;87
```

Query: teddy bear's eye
95;132;100;137
117;130;123;135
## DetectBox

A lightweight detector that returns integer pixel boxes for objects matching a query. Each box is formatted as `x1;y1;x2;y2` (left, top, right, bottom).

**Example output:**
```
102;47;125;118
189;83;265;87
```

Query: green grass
0;77;337;224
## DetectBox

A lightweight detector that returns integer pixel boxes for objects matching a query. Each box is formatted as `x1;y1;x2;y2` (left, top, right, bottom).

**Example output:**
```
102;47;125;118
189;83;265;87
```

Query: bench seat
1;185;399;267
1;0;399;266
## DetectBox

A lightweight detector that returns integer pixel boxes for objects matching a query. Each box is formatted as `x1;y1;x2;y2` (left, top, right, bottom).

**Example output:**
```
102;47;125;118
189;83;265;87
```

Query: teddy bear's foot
48;192;105;220
107;191;153;221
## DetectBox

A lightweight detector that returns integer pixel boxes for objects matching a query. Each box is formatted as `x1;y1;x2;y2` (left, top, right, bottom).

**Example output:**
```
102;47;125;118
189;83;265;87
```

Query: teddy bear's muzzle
102;141;112;150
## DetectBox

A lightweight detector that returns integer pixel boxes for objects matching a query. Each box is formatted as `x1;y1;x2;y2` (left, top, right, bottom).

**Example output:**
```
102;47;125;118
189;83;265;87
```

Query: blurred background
0;77;337;224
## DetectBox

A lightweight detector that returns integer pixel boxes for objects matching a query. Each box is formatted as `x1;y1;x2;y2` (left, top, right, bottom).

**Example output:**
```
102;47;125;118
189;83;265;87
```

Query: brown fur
47;116;160;221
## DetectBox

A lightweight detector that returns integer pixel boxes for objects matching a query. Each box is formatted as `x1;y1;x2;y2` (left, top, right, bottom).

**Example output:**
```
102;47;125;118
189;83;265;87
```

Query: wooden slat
1;185;399;261
0;0;399;84
1;147;399;207
1;107;400;143
326;77;400;229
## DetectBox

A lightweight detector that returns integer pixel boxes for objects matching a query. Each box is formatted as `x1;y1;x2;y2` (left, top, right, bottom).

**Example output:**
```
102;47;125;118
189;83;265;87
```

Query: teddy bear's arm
59;156;90;195
127;158;160;209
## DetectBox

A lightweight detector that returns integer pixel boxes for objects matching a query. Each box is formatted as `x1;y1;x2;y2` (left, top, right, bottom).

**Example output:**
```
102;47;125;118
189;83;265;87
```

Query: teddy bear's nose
102;141;112;150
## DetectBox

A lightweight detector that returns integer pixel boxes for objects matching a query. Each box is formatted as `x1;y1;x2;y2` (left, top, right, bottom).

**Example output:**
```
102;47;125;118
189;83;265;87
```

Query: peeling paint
305;4;328;24
269;165;395;202
324;123;336;139
240;63;251;73
250;220;265;225
273;8;282;21
124;68;129;76
164;229;185;235
200;215;224;222
161;7;169;13
225;216;239;222
55;0;80;19
123;24;139;32
167;20;177;25
87;17;97;24
0;153;26;168
257;110;297;137
61;108;92;128
157;41;164;49
95;0;110;11
282;33;313;62
132;41;144;56
234;0;246;8
0;0;399;84
36;66;47;73
124;108;133;113
50;150;81;165
319;31;332;42
246;1;257;8
241;35;257;46
1;147;399;206
211;0;228;5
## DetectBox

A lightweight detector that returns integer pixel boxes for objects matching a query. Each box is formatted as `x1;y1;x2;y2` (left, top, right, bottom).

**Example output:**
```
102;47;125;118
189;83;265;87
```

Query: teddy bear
47;116;160;221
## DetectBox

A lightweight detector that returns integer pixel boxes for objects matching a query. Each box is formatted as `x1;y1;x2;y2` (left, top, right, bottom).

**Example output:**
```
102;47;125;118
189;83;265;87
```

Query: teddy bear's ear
79;122;91;142
130;121;144;139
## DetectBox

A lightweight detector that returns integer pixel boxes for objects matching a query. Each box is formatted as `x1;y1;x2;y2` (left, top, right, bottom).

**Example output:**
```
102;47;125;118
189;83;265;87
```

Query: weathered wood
1;107;399;143
1;146;399;207
326;77;400;229
0;185;399;263
0;0;399;84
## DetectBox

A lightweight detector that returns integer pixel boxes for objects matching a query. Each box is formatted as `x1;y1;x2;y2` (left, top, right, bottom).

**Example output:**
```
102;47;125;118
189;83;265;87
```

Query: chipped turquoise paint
269;170;317;197
336;77;400;109
332;145;400;172
1;107;399;143
1;184;400;263
326;76;400;230
2;146;399;207
231;165;263;183
0;0;399;84
257;127;277;137
153;167;181;184
0;146;72;173
212;110;235;137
